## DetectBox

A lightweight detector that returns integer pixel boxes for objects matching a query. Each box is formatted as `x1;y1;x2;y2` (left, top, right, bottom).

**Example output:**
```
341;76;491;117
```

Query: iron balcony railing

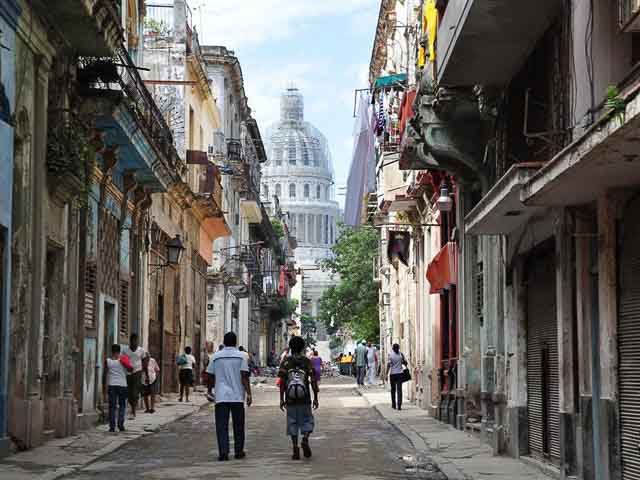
78;45;185;183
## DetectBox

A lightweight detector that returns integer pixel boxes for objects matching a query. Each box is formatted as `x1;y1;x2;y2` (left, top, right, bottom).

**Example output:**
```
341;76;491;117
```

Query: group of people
103;334;162;432
338;341;379;386
205;332;319;461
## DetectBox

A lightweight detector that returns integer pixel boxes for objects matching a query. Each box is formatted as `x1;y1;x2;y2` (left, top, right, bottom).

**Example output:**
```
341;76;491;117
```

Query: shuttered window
526;250;560;465
84;262;97;328
619;199;640;479
120;280;129;338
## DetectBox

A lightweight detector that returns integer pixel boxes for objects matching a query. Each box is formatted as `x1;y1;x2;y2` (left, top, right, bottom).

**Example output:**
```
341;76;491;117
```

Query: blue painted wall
0;0;21;457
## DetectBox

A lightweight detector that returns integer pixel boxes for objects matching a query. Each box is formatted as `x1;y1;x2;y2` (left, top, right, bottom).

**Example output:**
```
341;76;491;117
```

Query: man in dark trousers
207;332;252;461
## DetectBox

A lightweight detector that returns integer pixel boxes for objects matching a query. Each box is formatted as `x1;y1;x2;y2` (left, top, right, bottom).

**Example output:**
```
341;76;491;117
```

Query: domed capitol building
262;87;340;322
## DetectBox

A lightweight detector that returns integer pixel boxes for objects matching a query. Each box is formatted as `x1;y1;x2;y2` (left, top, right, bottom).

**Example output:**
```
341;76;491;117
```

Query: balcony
79;46;185;191
436;0;561;86
620;0;640;31
34;0;124;57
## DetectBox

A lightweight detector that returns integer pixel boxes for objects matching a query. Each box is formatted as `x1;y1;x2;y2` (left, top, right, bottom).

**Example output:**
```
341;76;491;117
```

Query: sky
187;0;380;207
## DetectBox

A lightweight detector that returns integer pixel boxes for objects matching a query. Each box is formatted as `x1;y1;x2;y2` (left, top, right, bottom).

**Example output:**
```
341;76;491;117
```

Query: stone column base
48;397;77;438
8;397;44;449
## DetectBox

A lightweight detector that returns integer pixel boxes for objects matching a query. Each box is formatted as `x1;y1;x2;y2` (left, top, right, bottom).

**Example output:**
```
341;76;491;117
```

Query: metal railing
79;45;185;182
620;0;640;29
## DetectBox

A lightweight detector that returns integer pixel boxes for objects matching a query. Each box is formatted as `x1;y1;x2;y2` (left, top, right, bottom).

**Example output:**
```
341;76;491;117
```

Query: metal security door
619;196;640;479
526;249;560;464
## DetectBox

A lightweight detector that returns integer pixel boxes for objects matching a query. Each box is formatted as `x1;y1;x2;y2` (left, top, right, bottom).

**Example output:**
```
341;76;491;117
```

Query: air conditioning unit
621;0;640;31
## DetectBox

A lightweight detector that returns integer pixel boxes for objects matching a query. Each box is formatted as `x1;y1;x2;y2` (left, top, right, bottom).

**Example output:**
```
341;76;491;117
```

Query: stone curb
355;388;469;480
30;400;211;480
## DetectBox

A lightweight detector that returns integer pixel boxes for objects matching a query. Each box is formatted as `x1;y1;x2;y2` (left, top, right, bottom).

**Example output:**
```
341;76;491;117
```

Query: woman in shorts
142;353;160;413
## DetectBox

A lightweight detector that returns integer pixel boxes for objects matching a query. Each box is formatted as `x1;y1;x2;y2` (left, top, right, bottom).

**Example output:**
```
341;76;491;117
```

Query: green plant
278;298;298;318
144;18;170;36
318;223;380;343
605;85;626;125
271;218;285;239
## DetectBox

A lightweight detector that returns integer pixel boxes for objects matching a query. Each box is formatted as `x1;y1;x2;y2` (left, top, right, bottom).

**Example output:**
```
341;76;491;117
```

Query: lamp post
149;234;185;274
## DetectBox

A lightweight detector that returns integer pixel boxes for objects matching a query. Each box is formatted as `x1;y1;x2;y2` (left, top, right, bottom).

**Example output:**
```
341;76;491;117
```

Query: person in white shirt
366;342;378;385
122;333;145;419
142;353;160;414
387;343;408;410
206;332;252;461
178;346;197;402
103;344;133;432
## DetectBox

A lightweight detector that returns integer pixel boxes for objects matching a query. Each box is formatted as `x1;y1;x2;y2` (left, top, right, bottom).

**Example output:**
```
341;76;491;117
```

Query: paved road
63;380;420;480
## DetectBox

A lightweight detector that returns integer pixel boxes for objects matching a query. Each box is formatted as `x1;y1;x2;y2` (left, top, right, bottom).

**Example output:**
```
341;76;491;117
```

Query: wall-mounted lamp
437;185;453;213
149;234;185;275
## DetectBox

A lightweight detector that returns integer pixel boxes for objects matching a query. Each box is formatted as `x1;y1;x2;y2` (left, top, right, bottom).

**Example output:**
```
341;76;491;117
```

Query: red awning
426;242;458;294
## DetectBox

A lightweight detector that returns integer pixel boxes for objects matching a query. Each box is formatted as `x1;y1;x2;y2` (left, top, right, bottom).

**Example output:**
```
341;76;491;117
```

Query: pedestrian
388;343;408;410
207;332;252;461
310;349;322;384
366;342;378;385
355;341;367;386
122;333;145;419
177;346;196;402
141;353;160;414
279;336;319;460
103;344;133;432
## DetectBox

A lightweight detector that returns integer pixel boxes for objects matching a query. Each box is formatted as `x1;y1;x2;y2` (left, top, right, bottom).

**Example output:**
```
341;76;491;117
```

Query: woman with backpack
387;343;408;410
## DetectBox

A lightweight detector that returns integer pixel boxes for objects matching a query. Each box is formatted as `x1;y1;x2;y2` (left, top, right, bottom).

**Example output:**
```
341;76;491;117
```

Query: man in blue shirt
206;332;252;461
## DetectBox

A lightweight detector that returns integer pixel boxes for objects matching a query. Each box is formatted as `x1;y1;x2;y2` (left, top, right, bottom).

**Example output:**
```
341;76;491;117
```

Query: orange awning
426;242;458;294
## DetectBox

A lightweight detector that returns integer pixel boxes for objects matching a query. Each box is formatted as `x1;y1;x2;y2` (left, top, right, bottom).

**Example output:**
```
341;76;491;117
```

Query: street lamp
149;234;185;275
437;184;453;213
165;235;185;265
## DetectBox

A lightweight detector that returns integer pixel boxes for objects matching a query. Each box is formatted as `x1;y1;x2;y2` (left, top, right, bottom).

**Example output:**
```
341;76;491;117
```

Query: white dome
261;88;340;266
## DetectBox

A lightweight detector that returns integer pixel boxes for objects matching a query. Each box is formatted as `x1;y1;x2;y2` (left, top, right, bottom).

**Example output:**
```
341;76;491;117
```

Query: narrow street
62;379;417;480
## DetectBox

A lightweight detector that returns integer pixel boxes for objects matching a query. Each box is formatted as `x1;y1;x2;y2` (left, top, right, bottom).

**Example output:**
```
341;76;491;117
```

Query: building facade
262;88;340;326
353;0;640;479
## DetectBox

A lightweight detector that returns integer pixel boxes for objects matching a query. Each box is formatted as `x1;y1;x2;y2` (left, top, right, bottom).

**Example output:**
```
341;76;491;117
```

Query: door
526;247;560;464
618;196;640;479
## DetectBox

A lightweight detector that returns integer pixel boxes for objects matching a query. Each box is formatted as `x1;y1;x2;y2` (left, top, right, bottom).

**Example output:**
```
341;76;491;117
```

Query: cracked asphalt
61;378;439;480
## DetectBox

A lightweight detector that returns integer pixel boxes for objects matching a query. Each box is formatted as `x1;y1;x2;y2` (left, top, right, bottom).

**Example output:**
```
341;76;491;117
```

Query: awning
426;242;458;294
240;199;263;224
374;73;407;90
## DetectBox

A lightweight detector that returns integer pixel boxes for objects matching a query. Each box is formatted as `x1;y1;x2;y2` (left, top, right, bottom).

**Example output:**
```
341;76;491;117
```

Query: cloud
189;0;379;48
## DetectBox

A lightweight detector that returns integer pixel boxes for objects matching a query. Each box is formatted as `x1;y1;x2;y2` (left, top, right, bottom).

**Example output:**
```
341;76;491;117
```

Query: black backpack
286;359;309;401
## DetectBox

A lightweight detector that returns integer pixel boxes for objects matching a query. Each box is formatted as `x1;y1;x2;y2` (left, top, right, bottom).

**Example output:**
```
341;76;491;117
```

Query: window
325;186;330;200
304;184;310;198
324;215;329;244
303;144;311;166
316;185;321;199
475;261;484;327
275;184;282;198
316;215;322;243
288;138;296;165
289;183;296;198
263;184;269;199
274;147;283;166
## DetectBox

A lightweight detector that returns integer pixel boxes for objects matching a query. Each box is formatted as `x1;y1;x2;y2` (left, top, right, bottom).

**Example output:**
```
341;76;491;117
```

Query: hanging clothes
423;0;439;62
399;89;417;140
376;91;386;136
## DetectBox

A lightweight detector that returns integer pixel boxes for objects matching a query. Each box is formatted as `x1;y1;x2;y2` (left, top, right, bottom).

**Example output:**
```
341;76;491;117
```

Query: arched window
289;183;296;198
262;184;269;198
275;183;282;198
304;184;310;198
302;144;311;166
274;147;283;166
316;185;321;199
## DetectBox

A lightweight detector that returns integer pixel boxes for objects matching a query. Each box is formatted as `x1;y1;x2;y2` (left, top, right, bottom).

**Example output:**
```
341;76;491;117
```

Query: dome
261;88;340;268
264;88;334;177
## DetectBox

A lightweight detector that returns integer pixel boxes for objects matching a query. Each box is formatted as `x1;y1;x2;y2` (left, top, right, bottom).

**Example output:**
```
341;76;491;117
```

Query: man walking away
355;341;367;386
279;336;319;460
207;332;252;461
123;333;145;419
142;353;160;413
103;344;132;432
366;342;378;386
177;346;196;402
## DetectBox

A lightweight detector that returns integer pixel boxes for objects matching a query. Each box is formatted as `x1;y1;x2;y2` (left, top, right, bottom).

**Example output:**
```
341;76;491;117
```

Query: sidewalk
359;388;554;480
0;392;210;480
